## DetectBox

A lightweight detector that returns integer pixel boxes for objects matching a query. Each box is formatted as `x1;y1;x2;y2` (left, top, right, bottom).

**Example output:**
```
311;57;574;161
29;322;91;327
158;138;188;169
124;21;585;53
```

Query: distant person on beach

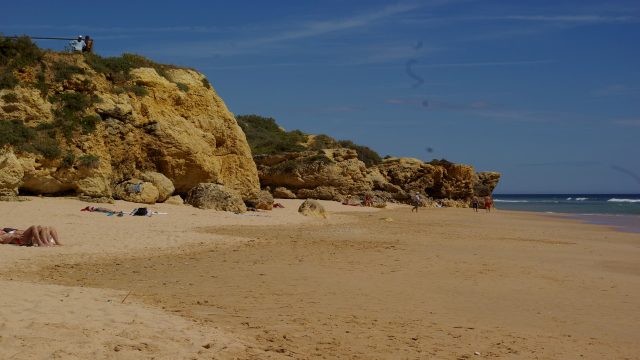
363;194;373;207
484;196;493;212
472;196;479;212
0;225;61;247
411;192;422;212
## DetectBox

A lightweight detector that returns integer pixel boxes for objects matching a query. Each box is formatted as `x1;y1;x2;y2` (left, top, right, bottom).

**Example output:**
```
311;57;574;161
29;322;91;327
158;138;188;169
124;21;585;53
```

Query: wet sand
1;198;639;359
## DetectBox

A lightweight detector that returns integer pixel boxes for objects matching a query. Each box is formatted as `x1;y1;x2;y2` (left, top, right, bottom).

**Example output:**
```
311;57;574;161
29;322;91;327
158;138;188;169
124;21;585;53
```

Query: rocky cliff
0;42;259;202
1;39;500;207
255;149;501;207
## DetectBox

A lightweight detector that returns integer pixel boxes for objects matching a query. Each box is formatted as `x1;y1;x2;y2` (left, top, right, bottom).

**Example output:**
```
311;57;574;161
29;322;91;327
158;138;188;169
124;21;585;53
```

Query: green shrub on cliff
0;119;61;159
78;154;100;169
0;71;18;89
309;134;338;150
84;52;176;84
0;120;35;147
236;114;307;155
236;114;383;166
0;35;43;68
52;61;85;81
50;92;100;138
0;36;44;89
338;140;382;166
1;92;18;103
429;158;453;166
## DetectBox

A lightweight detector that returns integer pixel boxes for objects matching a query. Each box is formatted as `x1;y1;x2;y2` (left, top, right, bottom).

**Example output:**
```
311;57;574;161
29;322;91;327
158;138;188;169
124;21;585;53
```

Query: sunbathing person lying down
0;225;61;247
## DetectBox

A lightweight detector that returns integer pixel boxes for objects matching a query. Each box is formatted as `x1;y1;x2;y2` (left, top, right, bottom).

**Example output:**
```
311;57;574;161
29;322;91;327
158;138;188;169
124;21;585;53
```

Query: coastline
1;197;639;359
493;193;640;233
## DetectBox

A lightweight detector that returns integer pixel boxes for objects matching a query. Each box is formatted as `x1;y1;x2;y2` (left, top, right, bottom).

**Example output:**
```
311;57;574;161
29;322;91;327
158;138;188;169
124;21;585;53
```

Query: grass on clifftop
0;35;44;89
236;114;307;155
84;52;181;85
236;114;382;166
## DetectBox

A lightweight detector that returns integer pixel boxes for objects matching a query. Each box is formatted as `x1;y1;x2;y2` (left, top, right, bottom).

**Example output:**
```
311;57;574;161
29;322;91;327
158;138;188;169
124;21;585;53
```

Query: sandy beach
1;197;639;359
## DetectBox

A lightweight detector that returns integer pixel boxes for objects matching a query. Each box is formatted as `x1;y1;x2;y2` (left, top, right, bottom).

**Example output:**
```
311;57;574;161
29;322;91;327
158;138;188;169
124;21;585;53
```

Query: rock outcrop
0;150;24;197
473;172;502;197
255;152;500;207
246;190;274;210
298;199;327;219
185;183;246;213
1;50;260;203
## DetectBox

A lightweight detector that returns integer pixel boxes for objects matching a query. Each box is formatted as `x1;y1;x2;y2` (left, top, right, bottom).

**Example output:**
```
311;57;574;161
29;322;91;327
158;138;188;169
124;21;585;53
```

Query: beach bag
131;207;149;216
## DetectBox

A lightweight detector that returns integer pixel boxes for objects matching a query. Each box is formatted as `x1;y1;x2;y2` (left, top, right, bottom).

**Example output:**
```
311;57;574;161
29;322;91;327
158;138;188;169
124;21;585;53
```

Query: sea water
492;194;640;233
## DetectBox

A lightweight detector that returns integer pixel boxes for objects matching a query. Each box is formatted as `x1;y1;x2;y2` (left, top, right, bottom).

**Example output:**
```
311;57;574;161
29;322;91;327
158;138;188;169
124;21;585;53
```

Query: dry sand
1;197;639;359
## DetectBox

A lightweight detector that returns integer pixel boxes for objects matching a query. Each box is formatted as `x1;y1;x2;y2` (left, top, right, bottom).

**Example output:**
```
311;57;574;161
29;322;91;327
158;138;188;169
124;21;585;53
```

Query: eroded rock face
185;183;246;213
273;187;296;199
0;53;260;203
0;150;24;196
256;149;374;200
257;152;497;205
473;172;501;197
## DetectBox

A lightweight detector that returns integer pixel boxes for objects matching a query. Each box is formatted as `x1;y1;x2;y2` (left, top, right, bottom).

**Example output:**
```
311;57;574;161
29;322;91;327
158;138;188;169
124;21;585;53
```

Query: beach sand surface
1;197;639;359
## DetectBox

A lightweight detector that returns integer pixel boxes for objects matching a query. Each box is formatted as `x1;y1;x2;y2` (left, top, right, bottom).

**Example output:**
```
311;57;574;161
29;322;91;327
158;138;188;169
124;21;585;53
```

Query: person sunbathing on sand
0;226;61;247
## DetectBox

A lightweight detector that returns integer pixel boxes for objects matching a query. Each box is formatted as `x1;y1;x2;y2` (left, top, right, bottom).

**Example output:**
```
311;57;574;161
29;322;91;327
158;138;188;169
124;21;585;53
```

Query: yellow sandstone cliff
0;51;259;201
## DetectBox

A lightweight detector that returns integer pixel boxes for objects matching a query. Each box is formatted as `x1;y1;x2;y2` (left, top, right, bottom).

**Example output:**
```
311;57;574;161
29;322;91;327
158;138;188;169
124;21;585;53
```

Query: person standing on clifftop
411;192;422;212
69;36;85;52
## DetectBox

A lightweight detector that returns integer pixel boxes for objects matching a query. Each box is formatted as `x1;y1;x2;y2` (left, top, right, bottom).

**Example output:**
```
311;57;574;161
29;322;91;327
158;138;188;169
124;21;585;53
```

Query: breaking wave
607;198;640;203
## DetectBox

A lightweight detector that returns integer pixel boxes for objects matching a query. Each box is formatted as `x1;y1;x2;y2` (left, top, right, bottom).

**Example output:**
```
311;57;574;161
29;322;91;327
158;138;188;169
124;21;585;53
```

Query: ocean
492;194;640;233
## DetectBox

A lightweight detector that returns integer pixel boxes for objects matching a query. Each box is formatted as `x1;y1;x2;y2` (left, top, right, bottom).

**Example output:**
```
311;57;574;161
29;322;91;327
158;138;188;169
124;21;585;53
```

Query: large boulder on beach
114;179;160;204
246;190;274;210
140;171;175;202
298;199;327;219
186;183;246;213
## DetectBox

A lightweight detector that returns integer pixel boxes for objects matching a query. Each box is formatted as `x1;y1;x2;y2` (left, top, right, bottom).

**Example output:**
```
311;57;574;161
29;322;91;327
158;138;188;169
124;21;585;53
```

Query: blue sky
3;0;639;193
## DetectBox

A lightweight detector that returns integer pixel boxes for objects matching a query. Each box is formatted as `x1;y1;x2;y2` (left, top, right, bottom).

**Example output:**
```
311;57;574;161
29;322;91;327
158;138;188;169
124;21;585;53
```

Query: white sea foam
493;199;528;203
566;197;572;200
607;198;640;203
575;197;588;201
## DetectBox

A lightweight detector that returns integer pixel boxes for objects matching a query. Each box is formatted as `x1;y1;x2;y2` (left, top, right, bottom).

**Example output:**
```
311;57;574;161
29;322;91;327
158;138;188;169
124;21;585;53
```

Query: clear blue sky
3;0;639;193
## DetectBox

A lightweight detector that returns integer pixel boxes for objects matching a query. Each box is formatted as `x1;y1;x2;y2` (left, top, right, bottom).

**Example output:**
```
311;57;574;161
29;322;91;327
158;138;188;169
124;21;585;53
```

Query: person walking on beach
411;192;422;212
484;196;493;212
472;196;479;212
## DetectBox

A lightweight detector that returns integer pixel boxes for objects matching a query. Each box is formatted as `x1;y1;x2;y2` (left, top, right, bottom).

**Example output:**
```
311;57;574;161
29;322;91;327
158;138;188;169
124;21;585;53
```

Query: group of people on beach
410;192;493;213
472;196;493;212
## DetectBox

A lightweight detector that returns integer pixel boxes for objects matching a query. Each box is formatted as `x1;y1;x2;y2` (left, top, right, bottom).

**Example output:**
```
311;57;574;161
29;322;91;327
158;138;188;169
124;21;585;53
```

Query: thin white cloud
416;59;553;68
497;14;637;23
592;84;640;97
146;3;423;57
613;119;640;127
258;3;421;44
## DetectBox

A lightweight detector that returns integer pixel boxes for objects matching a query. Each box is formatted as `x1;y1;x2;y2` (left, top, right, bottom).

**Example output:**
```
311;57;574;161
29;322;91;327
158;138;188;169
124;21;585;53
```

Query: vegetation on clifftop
0;37;191;163
236;114;382;166
236;114;307;155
